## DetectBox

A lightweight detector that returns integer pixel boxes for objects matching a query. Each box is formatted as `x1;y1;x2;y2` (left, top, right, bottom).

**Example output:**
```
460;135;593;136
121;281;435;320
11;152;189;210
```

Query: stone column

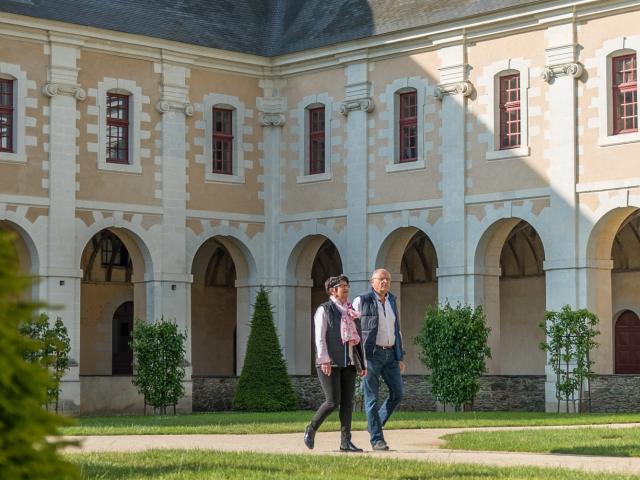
433;45;475;306
153;56;194;411
540;23;584;411
256;80;295;371
341;58;374;295
41;34;86;413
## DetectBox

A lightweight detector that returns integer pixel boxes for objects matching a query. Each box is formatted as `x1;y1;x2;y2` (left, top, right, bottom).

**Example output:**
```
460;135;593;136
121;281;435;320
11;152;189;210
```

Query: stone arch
474;217;546;375
374;226;438;375
0;215;41;276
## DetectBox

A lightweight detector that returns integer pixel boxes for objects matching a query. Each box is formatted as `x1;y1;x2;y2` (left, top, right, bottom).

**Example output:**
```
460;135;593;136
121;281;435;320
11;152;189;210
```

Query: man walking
352;268;405;451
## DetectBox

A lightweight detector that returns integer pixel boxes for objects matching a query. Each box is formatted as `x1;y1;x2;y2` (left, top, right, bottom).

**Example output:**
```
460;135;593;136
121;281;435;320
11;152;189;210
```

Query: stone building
0;0;639;413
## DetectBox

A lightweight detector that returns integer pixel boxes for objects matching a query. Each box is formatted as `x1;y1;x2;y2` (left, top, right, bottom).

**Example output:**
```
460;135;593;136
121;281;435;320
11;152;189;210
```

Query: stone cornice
433;81;474;100
155;100;194;116
540;62;584;82
41;82;86;101
340;98;374;116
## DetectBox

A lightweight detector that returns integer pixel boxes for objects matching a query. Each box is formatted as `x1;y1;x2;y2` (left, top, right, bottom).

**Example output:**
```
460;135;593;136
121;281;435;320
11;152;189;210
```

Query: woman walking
304;274;366;452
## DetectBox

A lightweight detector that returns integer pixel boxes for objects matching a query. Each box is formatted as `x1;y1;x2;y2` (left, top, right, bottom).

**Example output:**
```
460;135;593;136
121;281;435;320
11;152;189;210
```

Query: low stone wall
193;375;544;412
590;375;640;412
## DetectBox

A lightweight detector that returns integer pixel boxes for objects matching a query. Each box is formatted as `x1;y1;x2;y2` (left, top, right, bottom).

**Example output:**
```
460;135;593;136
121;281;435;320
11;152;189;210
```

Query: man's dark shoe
304;425;315;450
371;439;389;451
339;440;363;452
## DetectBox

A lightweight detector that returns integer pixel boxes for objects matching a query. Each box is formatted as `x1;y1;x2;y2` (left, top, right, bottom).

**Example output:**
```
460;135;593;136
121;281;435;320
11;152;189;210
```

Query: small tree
539;305;599;413
131;318;186;414
0;231;79;479
415;303;491;411
20;314;71;413
233;287;297;411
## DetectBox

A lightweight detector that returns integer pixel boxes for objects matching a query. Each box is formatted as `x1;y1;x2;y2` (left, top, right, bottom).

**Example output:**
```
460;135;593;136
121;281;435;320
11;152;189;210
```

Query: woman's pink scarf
331;297;361;345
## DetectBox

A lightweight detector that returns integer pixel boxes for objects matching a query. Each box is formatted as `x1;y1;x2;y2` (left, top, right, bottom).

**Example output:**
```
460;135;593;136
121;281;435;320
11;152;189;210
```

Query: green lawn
62;411;640;436
68;450;638;480
443;426;640;457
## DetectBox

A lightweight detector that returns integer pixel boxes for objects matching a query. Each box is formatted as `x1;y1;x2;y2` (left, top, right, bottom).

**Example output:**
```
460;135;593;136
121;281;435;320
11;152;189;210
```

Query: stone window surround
203;93;246;184
382;77;429;173
481;58;531;161
0;62;27;164
296;93;333;184
97;78;142;174
597;36;640;147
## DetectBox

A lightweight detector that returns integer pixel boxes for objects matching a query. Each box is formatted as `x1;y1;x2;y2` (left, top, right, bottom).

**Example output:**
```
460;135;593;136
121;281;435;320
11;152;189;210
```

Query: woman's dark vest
317;301;350;367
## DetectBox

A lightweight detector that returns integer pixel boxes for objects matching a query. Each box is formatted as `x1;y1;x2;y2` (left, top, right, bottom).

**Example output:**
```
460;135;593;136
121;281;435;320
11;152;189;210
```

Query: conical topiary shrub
233;287;297;411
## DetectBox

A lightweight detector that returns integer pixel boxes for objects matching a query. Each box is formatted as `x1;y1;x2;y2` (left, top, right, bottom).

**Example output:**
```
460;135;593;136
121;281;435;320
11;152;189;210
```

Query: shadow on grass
550;444;639;457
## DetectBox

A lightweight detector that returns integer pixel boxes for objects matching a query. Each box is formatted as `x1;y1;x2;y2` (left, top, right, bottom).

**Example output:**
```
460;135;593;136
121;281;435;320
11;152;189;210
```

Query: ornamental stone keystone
41;82;86;101
433;81;474;100
540;62;584;83
155;100;194;116
339;98;374;116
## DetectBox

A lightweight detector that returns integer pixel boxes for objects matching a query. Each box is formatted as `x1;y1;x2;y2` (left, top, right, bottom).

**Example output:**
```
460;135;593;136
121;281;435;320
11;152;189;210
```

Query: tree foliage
540;305;599;413
131;318;186;414
233;287;297;411
415;303;491;410
0;231;79;479
20;314;71;413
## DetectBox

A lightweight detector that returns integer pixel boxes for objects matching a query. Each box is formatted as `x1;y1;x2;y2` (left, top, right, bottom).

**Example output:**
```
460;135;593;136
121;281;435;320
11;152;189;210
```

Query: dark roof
0;0;543;56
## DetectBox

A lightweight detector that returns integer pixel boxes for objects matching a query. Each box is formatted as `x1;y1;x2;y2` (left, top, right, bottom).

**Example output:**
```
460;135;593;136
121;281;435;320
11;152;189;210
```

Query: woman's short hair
325;274;349;295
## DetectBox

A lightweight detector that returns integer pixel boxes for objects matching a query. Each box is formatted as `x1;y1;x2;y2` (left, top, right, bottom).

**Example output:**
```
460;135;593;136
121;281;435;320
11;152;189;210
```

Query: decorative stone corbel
259;112;286;127
155;100;194;117
433;81;474;101
339;98;375;116
42;82;86;101
540;62;584;83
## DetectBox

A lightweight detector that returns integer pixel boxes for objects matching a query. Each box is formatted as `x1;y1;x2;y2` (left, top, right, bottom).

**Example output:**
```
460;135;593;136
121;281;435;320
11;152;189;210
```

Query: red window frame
612;54;637;135
499;74;521;150
106;93;130;164
308;107;325;175
212;107;233;174
399;91;417;163
0;78;14;153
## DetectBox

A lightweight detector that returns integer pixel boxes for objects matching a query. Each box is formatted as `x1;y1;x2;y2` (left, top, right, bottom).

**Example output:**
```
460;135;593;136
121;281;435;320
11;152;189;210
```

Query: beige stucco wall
76;51;161;205
281;68;347;215
191;285;236;376
400;282;438;375
80;282;133;375
467;29;548;196
578;10;640;186
0;37;48;197
187;68;262;214
368;52;442;206
499;276;546;374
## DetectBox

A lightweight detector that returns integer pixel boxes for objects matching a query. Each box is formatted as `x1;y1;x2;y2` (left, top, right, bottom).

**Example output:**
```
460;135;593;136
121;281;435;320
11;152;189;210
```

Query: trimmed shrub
131;318;186;414
0;231;79;479
415;303;491;411
233;287;297;411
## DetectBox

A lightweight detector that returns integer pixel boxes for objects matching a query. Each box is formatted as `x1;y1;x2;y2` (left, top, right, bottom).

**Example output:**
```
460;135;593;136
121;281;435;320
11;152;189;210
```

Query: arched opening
0;220;37;298
476;219;546;374
190;237;237;376
112;301;133;375
615;310;640;374
374;227;438;374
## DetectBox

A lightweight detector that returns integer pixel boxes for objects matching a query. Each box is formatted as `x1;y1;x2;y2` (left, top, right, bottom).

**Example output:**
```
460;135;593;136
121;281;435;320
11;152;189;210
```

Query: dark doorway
615;310;640;374
112;301;134;375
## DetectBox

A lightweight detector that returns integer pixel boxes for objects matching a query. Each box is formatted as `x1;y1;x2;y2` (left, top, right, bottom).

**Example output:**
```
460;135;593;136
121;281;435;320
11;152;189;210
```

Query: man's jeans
363;347;404;444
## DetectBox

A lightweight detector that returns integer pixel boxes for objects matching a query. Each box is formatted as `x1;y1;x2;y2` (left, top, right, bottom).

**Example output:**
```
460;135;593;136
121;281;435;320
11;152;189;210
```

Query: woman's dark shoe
304;425;316;449
339;440;363;452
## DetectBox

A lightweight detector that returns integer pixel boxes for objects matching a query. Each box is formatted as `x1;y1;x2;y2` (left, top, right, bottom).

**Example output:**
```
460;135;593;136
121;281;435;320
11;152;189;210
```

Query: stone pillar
256;80;295;371
540;23;583;411
41;34;86;414
433;45;475;306
153;57;194;411
341;58;374;295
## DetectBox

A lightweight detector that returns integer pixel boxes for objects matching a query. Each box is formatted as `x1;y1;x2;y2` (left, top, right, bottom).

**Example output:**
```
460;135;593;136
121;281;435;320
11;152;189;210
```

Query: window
612;54;637;135
308;107;325;174
106;93;129;163
399;91;417;162
212;107;233;174
101;233;129;268
0;79;13;153
499;74;521;149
